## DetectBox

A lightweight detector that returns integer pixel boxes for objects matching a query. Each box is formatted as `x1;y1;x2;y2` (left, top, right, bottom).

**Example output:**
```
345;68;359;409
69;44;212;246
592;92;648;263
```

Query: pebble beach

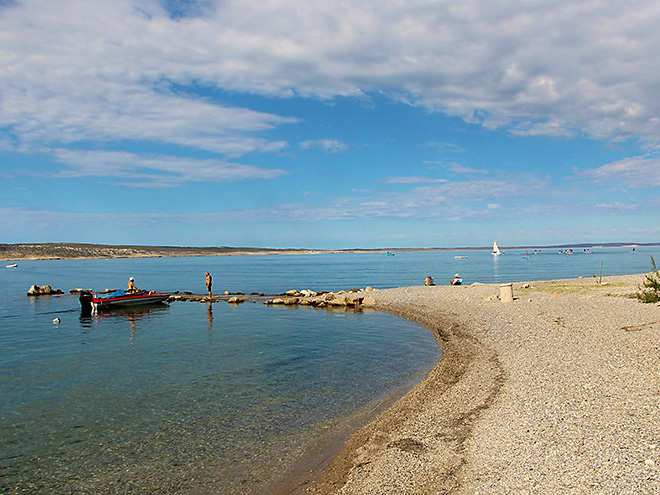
307;273;660;494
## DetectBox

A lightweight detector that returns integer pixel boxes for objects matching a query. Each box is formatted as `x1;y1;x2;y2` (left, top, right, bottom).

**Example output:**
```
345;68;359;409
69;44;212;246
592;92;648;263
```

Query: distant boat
454;256;469;259
6;263;17;268
492;241;501;256
386;252;395;256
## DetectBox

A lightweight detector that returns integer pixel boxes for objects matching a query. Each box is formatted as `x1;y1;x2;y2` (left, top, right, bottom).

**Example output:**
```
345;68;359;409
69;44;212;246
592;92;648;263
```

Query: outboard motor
79;291;94;316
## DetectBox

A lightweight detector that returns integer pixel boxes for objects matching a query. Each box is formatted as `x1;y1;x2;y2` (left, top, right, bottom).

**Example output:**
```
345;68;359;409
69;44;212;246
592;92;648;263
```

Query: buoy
53;317;61;324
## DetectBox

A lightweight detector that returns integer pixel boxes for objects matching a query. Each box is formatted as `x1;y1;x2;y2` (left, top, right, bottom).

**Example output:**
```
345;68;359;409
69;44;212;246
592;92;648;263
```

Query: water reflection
207;302;213;331
79;305;170;338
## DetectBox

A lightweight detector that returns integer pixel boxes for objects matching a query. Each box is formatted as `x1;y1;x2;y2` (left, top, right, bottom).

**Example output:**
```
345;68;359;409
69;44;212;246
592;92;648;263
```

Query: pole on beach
599;260;604;285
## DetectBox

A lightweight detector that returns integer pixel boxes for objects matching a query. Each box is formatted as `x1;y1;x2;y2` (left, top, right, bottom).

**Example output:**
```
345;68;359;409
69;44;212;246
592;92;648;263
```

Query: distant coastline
1;241;659;262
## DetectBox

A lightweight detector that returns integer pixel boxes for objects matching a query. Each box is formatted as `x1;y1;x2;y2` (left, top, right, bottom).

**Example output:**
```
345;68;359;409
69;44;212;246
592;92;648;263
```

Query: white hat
129;277;135;281
455;273;460;277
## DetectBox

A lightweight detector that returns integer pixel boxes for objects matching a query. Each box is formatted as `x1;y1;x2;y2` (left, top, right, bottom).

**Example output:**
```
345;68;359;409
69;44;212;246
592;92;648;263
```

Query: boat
6;263;18;268
386;252;395;256
79;289;169;312
492;241;501;256
454;256;469;259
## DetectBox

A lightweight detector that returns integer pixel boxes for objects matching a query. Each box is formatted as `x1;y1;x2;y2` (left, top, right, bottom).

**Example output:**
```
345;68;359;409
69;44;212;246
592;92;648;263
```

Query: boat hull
80;291;169;312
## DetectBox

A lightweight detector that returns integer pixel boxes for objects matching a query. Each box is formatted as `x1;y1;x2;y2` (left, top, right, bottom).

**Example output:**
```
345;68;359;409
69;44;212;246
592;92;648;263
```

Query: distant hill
0;243;321;261
0;241;658;261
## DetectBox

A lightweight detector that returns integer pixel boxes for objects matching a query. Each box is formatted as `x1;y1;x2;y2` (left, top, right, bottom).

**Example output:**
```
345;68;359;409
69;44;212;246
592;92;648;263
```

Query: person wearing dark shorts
205;272;213;297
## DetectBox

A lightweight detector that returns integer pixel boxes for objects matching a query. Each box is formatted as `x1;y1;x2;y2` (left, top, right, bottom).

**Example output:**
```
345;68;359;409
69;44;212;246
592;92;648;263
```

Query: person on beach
424;276;435;286
127;277;139;293
205;272;213;297
450;273;463;285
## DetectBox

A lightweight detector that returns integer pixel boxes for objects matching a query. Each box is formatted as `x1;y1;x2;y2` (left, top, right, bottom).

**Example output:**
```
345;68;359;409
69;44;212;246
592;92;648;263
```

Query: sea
1;245;658;493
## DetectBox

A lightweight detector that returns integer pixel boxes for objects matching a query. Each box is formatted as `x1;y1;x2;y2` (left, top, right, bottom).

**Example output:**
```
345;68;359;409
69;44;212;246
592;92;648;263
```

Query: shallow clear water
0;246;657;493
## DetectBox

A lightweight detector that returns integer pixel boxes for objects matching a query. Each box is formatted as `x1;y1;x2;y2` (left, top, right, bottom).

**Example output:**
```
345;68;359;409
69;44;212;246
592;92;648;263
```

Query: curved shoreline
306;273;660;493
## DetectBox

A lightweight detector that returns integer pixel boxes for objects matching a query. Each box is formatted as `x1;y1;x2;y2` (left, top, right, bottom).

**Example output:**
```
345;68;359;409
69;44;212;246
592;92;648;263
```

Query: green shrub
637;256;660;303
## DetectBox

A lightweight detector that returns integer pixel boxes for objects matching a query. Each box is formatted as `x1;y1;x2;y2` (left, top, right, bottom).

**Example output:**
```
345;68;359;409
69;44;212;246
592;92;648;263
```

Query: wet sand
307;273;660;494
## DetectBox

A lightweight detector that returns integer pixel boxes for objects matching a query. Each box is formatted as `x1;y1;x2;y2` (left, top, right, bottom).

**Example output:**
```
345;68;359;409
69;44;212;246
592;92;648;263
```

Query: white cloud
380;176;449;184
578;155;660;188
51;149;288;187
423;161;488;174
3;0;660;156
595;202;638;210
299;139;348;152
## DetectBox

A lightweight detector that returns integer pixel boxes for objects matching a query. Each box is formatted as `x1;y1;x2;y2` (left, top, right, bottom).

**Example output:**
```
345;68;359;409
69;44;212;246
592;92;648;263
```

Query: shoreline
304;273;660;493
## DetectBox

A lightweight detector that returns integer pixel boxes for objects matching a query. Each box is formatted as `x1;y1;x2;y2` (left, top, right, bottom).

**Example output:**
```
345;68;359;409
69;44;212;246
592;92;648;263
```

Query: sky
1;0;659;249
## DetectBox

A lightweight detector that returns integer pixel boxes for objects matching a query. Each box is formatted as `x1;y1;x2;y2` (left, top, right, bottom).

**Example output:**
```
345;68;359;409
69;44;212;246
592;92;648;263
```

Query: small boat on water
386;252;395;256
6;263;18;268
492;241;501;256
454;256;468;259
80;289;169;312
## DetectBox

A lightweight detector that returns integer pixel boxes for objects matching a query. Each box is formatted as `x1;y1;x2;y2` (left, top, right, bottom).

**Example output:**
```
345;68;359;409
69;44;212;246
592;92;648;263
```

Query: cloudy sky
1;0;659;248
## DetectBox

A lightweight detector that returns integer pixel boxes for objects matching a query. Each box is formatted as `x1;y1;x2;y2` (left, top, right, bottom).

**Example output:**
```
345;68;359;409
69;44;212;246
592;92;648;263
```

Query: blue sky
1;0;659;248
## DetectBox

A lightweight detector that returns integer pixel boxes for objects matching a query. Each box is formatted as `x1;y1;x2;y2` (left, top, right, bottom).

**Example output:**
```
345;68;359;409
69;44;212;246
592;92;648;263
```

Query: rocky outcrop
27;285;64;296
227;296;247;304
263;291;365;308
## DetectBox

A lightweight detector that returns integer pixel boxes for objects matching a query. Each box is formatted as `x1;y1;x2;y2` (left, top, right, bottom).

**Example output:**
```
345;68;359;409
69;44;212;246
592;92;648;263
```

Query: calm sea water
0;246;657;493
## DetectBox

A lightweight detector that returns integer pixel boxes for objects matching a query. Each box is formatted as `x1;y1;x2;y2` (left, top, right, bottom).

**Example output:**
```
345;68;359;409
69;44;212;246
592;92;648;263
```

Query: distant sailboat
492;241;501;256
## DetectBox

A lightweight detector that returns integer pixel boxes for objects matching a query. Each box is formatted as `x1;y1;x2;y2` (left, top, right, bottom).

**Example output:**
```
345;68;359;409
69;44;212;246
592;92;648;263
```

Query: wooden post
599;260;603;285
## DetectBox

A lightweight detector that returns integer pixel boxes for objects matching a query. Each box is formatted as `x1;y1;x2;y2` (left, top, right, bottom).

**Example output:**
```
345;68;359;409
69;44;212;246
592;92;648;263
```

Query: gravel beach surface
307;274;660;494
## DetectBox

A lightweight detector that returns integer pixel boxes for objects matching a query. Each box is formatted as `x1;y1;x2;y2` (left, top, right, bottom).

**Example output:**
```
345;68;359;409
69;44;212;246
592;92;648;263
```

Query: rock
285;289;299;296
348;288;360;293
300;300;311;305
27;285;60;296
346;296;363;306
337;290;346;295
284;298;298;305
235;292;245;295
69;288;85;294
365;286;374;291
224;290;230;295
184;291;193;295
521;283;531;289
271;298;286;304
362;296;377;307
228;296;246;304
316;301;327;307
52;317;60;324
578;276;584;279
330;295;348;306
323;293;335;301
300;289;317;297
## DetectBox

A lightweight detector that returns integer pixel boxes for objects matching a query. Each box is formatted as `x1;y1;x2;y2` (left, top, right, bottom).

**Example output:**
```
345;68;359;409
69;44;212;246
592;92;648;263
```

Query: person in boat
205;272;213;298
450;273;463;285
127;277;139;293
424;276;435;286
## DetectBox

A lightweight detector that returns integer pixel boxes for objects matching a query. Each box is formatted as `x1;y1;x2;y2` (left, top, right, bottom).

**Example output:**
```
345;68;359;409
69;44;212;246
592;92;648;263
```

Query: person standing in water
205;272;213;298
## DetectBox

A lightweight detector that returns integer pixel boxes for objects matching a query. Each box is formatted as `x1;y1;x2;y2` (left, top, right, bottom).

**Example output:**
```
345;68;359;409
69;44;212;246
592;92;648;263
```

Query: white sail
492;240;501;255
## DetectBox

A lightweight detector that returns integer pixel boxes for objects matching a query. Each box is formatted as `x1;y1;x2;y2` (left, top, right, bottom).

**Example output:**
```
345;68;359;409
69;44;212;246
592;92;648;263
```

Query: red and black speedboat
80;289;169;312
